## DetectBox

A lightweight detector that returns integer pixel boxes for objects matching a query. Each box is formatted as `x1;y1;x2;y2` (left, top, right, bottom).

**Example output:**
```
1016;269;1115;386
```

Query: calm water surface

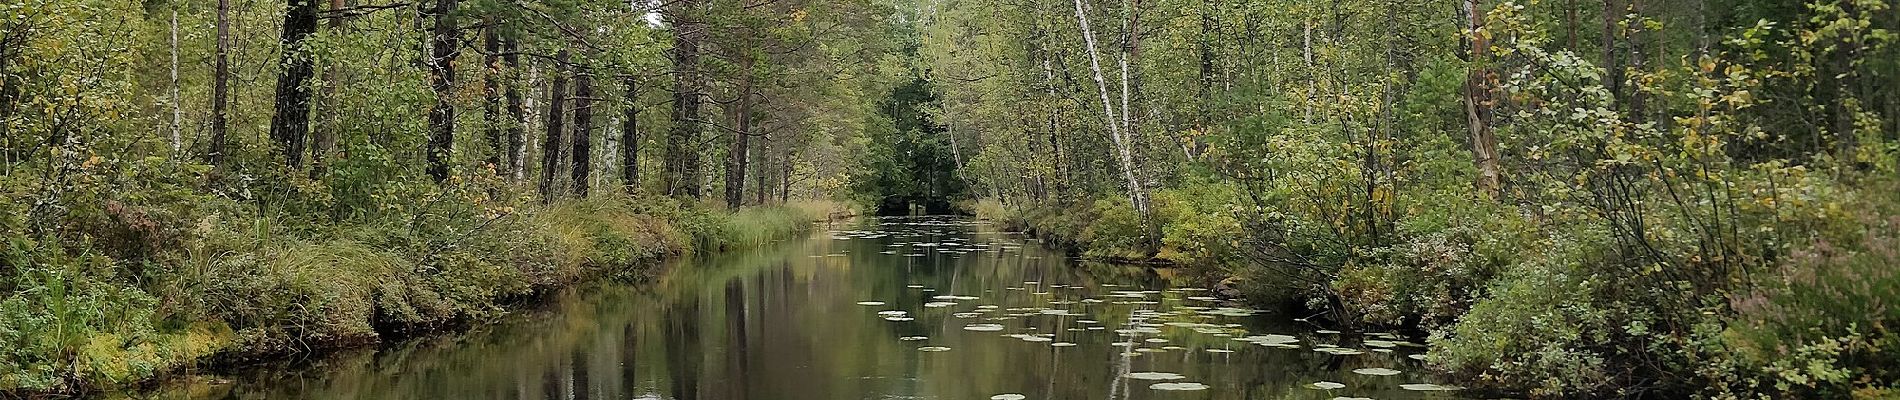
149;217;1467;400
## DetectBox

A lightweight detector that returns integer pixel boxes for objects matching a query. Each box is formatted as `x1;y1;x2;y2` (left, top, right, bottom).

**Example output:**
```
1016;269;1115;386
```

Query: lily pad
1352;368;1401;376
1314;347;1366;355
1399;383;1461;391
1149;382;1210;391
990;394;1026;400
856;301;886;306
1308;381;1346;390
898;336;929;341
1122;372;1186;380
963;323;1006;332
917;346;952;352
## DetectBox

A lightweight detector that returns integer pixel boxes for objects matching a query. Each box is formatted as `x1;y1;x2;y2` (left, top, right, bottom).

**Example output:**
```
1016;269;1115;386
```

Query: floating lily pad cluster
842;220;1463;397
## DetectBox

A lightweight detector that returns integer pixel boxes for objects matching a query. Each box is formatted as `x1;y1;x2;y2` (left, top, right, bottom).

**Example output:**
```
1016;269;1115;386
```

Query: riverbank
0;193;848;398
972;181;1900;398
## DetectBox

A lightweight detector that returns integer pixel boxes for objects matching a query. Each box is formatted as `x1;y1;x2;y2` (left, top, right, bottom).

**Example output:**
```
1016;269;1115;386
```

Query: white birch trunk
1072;0;1150;217
169;8;182;156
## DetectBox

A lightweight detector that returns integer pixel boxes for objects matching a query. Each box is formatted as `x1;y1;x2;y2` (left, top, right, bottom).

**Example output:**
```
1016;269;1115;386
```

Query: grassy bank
975;177;1900;398
0;184;828;397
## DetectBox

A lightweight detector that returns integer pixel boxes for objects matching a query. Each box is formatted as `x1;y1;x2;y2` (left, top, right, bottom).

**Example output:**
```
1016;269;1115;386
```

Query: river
141;216;1466;400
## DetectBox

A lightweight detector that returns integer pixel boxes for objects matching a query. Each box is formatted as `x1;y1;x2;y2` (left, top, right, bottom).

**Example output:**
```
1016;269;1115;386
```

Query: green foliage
848;77;970;215
1713;211;1900;397
0;0;873;395
936;0;1900;396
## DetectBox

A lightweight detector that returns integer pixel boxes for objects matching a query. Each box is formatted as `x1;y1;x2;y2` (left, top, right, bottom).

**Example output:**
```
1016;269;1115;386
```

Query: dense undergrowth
981;176;1900;398
950;0;1900;396
0;164;823;397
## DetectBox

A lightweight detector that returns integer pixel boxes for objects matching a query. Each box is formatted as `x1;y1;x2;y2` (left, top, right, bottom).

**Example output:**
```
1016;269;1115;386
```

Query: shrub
1715;214;1900;397
1430;230;1624;396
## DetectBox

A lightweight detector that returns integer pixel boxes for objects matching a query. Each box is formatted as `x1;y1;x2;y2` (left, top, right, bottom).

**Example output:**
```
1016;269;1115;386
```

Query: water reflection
139;217;1466;400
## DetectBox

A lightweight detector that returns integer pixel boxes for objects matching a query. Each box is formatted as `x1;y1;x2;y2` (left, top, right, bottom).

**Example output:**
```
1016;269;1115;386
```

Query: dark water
142;217;1467;400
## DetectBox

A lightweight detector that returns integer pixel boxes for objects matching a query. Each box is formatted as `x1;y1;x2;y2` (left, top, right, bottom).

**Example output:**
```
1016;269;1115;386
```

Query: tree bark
169;7;181;156
1071;0;1152;220
423;0;460;183
540;51;570;203
667;0;706;199
1121;0;1152;223
572;71;593;197
1626;0;1646;123
754;144;770;205
1602;0;1623;106
724;56;753;209
313;0;348;175
1302;19;1315;125
505;38;527;182
269;0;321;169
207;0;231;166
1462;0;1501;197
621;75;640;195
483;24;504;174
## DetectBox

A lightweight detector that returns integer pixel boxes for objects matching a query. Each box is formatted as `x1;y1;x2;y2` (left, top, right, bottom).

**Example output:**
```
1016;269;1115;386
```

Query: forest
2;0;1898;398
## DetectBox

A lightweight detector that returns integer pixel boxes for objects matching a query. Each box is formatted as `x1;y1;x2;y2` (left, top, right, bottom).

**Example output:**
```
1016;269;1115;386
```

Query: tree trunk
1462;0;1501;197
1602;0;1623;106
621;75;640;195
724;59;753;209
1071;0;1152;220
169;7;181;156
207;0;231;165
944;104;966;182
780;159;792;204
754;144;770;205
1625;0;1646;123
424;0;460;183
269;0;321;169
1121;0;1152;223
483;24;504;173
1037;40;1066;201
313;0;348;175
667;0;705;199
540;51;570;203
1302;19;1315;125
1565;0;1579;51
505;38;527;182
572;72;593;197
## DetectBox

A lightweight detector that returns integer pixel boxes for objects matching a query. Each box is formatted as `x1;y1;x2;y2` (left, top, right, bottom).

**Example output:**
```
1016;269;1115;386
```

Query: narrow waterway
146;217;1465;400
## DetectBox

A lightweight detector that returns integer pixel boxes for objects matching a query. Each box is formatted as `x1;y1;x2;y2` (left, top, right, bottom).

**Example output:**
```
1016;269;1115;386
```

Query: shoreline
4;201;847;400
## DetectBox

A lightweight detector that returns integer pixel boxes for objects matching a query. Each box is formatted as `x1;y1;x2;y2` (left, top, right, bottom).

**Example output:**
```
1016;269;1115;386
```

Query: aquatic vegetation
1398;383;1460;391
1122;372;1187;380
1352;368;1401;376
1149;382;1210;391
1309;381;1347;390
963;324;1006;332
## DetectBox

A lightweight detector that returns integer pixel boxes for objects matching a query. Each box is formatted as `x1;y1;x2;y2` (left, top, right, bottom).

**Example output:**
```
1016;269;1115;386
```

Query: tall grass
1;194;824;396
